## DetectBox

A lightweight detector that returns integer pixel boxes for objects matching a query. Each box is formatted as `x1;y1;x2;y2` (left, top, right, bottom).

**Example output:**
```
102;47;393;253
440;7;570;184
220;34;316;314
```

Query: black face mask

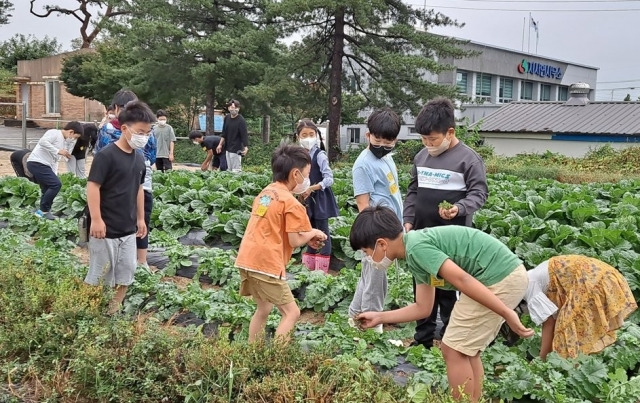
370;144;394;159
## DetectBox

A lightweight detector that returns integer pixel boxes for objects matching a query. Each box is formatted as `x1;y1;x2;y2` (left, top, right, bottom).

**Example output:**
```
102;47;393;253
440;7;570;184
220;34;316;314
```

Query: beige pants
442;265;528;356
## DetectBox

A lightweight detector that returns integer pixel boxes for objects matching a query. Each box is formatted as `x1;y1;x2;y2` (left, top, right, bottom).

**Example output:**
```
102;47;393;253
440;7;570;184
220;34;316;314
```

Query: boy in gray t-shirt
347;108;403;333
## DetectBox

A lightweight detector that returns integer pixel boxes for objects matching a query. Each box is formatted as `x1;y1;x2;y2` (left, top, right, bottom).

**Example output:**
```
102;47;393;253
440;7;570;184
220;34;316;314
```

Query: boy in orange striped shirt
235;144;327;342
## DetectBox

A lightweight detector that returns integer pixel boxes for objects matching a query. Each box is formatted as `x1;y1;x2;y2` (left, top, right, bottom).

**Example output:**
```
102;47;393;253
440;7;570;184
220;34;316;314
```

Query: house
13;51;105;128
473;83;640;157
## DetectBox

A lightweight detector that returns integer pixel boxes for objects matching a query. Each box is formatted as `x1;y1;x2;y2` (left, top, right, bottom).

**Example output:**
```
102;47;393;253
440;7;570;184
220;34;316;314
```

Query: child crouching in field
351;206;533;402
235;143;327;343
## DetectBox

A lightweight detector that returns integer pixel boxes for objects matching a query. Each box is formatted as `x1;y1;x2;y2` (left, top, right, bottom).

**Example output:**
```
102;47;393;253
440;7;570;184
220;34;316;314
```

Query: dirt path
0;151;199;177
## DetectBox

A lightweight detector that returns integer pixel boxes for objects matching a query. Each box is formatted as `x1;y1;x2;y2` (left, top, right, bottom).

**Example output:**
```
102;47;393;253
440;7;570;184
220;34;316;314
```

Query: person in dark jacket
216;99;249;172
403;98;489;349
66;123;97;178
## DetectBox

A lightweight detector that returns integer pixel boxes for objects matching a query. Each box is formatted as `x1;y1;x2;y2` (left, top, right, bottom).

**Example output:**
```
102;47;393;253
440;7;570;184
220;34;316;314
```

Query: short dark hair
227;99;240;109
107;104;115;112
111;90;138;108
349;206;403;251
82;123;98;148
272;143;311;182
415;98;456;136
63;121;84;136
367;108;401;141
188;131;204;140
156;109;167;118
118;101;156;126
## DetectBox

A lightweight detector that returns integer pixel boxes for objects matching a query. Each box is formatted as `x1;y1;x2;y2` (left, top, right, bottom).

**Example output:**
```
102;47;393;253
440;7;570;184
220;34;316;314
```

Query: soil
71;246;90;265
299;310;326;325
0;151;199;178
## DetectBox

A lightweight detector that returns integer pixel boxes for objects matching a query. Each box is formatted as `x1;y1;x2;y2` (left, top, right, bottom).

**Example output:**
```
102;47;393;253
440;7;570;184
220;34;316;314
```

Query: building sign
517;59;563;80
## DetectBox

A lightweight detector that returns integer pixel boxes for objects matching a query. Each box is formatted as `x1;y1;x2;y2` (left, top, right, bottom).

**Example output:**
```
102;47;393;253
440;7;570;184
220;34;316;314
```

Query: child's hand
312;229;327;241
355;312;383;329
90;218;106;239
200;162;209;171
505;310;534;338
136;219;147;239
439;205;459;220
300;188;312;200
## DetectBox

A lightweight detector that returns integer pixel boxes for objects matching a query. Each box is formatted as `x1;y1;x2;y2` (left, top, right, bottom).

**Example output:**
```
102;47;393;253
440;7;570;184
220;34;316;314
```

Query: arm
453;160;488;217
355;194;370;212
201;150;214;171
356;283;435;327
136;186;147;238
87;181;106;239
287;228;327;248
217;118;227;153
540;317;556;360
169;127;176;161
240;117;249;155
439;259;534;337
316;151;334;189
403;163;419;231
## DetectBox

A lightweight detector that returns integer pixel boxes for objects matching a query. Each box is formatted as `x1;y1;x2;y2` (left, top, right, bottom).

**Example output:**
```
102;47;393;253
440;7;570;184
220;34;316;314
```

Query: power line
597;79;640;84
404;0;640;11
448;0;640;3
424;5;640;11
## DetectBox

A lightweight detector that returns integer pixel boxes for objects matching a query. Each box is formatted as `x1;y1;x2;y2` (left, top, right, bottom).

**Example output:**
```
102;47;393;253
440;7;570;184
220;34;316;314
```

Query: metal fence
0;102;27;149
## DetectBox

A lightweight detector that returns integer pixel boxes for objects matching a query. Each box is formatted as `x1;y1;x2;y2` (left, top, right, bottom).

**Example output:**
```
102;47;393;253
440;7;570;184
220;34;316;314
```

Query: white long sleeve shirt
27;130;74;174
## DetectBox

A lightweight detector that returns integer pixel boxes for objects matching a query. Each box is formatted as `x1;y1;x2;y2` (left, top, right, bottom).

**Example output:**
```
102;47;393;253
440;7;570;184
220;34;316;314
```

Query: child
295;119;339;273
524;255;637;360
10;149;34;182
154;109;176;172
99;105;116;130
404;98;488;349
84;101;155;315
351;206;532;402
95;90;157;267
26;121;84;220
188;131;227;171
66;123;97;179
348;108;403;333
235;143;327;343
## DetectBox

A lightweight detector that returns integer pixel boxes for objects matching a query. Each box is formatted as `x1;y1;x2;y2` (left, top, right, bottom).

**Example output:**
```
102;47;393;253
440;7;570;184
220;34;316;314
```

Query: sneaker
42;212;57;220
34;209;44;218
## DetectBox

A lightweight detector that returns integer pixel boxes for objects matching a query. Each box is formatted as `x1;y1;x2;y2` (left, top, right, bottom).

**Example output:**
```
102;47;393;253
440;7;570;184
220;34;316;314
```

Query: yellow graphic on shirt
430;276;445;287
387;171;399;195
256;195;271;217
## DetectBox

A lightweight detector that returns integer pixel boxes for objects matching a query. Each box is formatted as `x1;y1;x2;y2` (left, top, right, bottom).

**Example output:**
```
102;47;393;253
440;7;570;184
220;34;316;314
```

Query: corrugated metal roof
474;101;640;135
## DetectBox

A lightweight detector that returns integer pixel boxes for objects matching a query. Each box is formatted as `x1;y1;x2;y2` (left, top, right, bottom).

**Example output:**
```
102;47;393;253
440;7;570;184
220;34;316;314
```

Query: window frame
499;78;514;103
348;127;361;143
541;84;552;101
475;73;492;101
520;81;534;101
45;80;61;115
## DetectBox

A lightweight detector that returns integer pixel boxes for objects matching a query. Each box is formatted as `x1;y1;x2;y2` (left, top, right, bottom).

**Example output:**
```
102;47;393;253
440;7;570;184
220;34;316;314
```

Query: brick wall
16;83;105;129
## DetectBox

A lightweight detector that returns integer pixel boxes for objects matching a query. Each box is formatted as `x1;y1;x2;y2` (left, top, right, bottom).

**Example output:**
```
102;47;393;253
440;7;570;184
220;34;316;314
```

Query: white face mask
427;137;451;157
299;137;317;150
107;114;116;120
229;109;239;117
127;131;149;150
157;120;167;126
65;137;76;145
193;141;199;145
364;242;394;270
292;170;311;194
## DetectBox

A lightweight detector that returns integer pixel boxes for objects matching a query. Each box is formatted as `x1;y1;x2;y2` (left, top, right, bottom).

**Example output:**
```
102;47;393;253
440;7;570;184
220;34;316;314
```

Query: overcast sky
2;0;639;101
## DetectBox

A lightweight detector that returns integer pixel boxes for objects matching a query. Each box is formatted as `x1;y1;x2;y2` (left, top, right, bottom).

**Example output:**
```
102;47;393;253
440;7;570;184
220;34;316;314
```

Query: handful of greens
438;200;454;210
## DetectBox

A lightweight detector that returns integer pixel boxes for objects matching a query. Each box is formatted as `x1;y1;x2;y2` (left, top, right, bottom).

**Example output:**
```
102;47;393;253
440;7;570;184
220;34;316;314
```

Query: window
46;80;61;114
499;78;513;103
520;81;533;101
558;86;569;101
475;73;492;101
409;126;418;134
348;127;361;143
541;84;551;101
456;71;468;94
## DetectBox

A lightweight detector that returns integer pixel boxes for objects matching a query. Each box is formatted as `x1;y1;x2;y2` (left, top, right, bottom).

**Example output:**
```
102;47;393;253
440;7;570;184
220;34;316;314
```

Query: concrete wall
482;132;637;157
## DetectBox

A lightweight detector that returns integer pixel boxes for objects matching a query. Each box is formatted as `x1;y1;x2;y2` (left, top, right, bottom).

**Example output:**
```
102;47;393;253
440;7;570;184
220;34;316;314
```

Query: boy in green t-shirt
350;206;532;402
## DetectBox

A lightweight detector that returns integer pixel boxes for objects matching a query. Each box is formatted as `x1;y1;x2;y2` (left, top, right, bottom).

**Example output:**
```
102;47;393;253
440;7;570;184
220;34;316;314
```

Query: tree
0;34;61;73
107;0;278;134
29;0;128;48
271;1;470;160
0;0;13;25
624;93;631;102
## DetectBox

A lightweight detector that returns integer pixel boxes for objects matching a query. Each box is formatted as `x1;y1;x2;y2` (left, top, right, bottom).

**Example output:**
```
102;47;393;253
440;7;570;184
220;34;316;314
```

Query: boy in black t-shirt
188;131;228;171
84;101;156;315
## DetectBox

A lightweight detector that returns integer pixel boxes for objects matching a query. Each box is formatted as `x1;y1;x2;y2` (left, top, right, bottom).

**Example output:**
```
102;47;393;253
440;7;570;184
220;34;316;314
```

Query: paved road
0;125;48;150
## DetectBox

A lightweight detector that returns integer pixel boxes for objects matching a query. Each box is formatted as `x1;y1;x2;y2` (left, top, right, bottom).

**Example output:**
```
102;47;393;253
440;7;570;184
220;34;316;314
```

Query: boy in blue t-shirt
347;108;403;333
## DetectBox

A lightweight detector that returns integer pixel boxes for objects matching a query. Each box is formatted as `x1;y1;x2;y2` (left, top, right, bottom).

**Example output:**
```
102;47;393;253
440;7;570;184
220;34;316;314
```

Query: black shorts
155;158;173;172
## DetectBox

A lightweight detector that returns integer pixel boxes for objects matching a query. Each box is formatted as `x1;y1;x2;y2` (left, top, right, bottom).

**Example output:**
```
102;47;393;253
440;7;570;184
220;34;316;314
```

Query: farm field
0;167;639;402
